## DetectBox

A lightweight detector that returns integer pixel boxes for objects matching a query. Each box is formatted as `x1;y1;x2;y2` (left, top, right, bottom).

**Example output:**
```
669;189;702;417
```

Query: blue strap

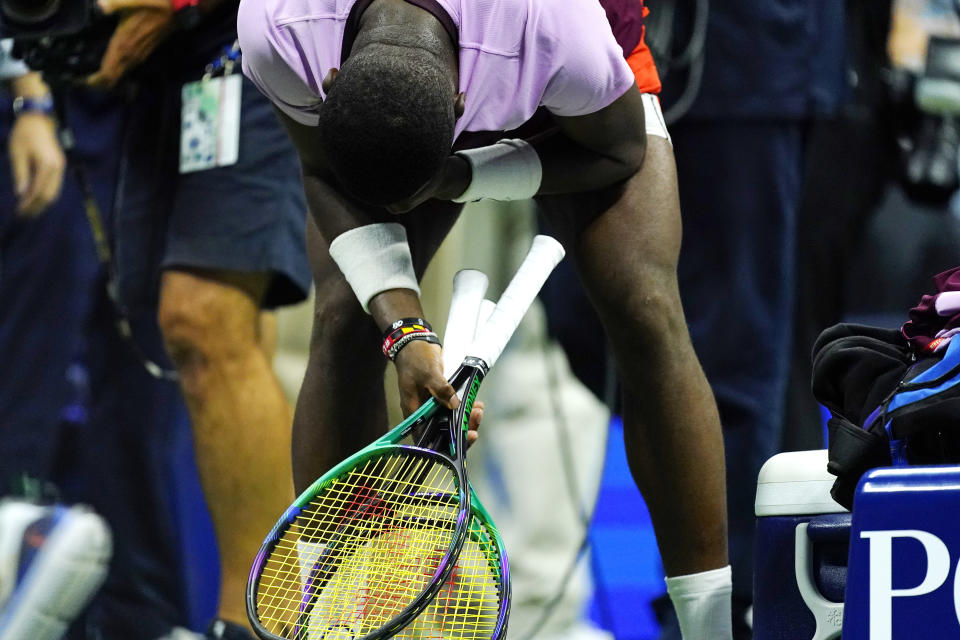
888;338;960;413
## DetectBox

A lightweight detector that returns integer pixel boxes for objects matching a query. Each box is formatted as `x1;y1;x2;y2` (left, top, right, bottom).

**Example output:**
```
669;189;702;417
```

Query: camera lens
1;0;61;24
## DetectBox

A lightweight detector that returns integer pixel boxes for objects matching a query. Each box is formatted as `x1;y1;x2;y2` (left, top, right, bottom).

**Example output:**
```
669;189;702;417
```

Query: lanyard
203;40;241;81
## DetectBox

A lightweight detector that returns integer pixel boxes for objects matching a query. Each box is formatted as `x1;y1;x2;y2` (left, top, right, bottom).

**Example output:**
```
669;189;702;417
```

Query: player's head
317;44;457;207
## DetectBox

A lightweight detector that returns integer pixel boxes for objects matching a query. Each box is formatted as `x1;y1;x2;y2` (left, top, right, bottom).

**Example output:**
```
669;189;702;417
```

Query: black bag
812;323;960;509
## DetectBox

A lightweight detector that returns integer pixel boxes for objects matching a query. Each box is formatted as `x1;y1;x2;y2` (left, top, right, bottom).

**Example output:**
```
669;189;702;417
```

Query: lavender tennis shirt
237;0;637;141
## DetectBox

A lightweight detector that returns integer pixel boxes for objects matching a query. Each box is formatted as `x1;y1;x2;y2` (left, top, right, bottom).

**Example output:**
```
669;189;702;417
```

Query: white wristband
452;139;543;203
328;223;420;313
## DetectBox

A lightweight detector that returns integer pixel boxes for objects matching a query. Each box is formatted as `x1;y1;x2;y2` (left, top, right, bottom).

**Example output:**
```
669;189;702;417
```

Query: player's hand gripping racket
247;235;565;640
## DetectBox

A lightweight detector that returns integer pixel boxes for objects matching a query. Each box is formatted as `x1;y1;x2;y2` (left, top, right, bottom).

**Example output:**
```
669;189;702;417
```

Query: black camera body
0;0;93;39
0;0;115;85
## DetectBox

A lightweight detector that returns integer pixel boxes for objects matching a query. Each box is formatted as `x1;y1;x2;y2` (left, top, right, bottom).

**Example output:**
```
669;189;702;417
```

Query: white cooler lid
755;449;847;516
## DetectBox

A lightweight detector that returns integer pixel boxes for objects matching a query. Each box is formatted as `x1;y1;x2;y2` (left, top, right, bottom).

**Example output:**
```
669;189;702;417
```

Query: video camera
0;0;115;85
0;0;93;37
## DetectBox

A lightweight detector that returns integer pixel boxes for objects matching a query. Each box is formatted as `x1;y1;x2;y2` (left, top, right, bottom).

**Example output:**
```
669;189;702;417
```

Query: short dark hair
317;47;456;206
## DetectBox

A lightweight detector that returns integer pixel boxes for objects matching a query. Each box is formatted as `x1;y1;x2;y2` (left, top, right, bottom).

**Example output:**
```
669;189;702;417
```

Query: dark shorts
600;0;661;93
114;66;310;311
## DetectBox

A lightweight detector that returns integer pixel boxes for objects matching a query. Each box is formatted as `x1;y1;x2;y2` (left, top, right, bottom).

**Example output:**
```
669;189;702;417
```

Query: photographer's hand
8;73;65;217
87;0;175;89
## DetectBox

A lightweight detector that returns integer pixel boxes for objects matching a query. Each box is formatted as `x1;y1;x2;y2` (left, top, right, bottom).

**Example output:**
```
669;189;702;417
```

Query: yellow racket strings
396;512;505;640
286;508;505;640
254;451;464;638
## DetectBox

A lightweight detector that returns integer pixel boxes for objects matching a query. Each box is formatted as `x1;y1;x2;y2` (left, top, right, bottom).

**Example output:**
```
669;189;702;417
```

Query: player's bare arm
275;80;647;416
278;109;462;417
388;87;648;214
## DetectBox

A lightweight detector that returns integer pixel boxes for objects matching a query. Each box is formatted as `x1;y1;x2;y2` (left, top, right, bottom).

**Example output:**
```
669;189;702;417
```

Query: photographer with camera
0;37;121;640
0;1;311;639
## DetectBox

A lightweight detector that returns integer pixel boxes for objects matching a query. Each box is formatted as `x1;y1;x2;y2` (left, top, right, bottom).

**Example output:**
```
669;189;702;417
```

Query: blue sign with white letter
845;466;960;639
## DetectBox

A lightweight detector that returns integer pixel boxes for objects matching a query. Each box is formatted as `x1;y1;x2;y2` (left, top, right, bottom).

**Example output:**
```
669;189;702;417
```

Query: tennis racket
247;235;565;640
418;270;514;640
388;270;512;640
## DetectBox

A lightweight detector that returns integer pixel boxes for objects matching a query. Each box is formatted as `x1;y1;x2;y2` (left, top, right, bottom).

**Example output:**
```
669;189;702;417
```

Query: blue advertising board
845;466;960;639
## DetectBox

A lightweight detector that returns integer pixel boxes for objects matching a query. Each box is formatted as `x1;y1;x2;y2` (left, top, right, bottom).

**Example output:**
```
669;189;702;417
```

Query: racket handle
442;269;489;379
474;300;497;341
471;235;564;368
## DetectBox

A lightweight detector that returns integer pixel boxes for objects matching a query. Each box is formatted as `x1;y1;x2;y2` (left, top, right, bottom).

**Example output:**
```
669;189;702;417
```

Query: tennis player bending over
239;0;730;636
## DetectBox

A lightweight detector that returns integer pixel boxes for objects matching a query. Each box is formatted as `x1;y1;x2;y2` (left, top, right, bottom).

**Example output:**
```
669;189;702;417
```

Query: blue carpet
588;416;664;640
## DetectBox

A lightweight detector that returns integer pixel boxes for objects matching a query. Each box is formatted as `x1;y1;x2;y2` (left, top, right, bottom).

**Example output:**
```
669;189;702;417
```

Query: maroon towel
902;266;960;351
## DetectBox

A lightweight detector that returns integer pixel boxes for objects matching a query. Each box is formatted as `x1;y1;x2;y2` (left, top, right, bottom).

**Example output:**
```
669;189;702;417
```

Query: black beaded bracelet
381;318;434;356
386;331;441;361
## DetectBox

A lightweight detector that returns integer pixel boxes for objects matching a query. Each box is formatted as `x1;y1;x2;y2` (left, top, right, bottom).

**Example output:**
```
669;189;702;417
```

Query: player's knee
599;270;686;352
603;286;691;395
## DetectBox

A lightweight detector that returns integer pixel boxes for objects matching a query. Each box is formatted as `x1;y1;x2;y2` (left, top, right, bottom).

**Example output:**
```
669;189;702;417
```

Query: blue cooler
753;450;849;640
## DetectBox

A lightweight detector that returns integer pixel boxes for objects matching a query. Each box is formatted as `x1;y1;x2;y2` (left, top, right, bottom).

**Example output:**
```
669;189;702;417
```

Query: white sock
665;565;733;640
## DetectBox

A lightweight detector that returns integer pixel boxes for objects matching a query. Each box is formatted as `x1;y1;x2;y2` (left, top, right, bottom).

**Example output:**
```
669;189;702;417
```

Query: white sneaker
530;621;616;640
155;627;203;640
0;500;111;640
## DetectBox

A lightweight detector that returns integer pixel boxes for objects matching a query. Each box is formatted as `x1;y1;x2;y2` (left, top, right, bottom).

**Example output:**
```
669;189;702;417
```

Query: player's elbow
621;131;647;174
610;134;647;181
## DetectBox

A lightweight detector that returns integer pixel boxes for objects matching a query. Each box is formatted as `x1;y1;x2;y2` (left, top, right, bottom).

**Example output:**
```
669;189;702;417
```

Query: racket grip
474;300;497;341
471;235;564;368
442;269;489;378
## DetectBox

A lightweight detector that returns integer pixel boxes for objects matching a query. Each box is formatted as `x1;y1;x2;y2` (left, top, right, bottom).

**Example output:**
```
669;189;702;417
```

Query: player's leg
671;120;804;633
539;135;729;637
292;201;463;492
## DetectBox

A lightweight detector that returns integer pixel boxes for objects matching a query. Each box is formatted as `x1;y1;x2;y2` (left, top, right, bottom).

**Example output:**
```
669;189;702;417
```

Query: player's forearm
531;85;648;195
303;171;423;318
279;110;381;244
302;171;390;242
447;90;647;203
532;129;645;195
446;132;643;203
